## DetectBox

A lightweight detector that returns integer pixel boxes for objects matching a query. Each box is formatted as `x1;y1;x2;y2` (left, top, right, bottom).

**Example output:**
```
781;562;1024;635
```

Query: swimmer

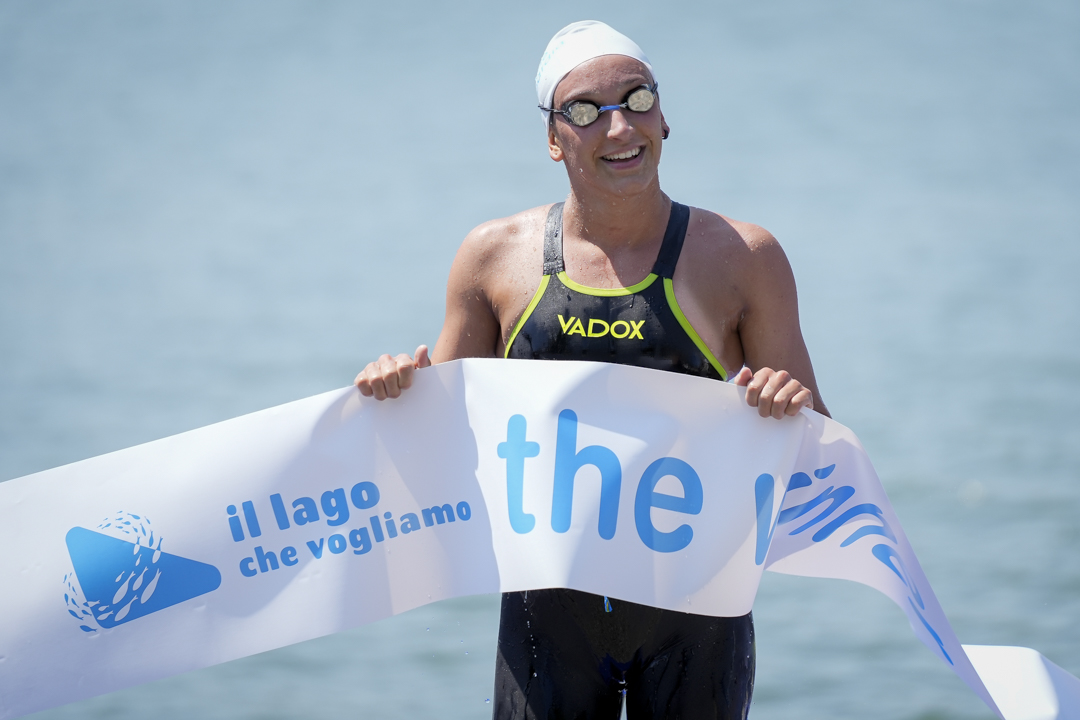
355;20;828;720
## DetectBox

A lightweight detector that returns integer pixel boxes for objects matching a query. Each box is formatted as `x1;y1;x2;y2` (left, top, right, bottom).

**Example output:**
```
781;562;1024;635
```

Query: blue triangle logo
65;527;221;628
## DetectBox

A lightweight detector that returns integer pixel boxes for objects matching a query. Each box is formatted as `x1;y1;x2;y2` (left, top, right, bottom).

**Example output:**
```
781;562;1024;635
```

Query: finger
368;376;389;401
744;368;774;410
355;361;379;396
756;370;791;419
376;354;402;399
769;379;803;420
415;345;431;368
785;388;814;416
354;371;370;394
732;367;753;386
396;354;416;391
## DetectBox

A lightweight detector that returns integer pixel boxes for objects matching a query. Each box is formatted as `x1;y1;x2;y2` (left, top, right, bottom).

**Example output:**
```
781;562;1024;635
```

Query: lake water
2;1;1077;718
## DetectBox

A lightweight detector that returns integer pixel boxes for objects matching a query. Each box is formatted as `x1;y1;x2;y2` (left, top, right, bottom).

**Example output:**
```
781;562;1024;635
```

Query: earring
662;128;670;140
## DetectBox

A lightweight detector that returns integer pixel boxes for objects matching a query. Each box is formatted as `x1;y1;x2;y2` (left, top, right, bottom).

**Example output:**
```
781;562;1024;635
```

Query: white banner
0;359;1076;719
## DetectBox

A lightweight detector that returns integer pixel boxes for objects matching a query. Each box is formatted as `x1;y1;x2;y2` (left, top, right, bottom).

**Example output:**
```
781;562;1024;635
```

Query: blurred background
1;1;1077;718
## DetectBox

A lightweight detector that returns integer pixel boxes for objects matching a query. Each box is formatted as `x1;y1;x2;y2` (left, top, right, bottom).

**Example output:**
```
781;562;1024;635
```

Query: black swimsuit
494;202;755;720
504;201;726;379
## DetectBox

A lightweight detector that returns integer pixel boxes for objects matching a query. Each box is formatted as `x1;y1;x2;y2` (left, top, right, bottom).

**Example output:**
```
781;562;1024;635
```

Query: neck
562;179;670;252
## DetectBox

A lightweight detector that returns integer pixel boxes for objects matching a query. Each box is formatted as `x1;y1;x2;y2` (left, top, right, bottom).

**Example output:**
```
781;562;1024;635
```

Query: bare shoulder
683;207;791;279
435;204;554;361
455;205;550;269
684;207;779;254
445;204;553;337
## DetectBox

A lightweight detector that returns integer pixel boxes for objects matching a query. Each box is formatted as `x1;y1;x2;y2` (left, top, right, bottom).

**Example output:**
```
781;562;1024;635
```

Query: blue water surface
1;1;1077;718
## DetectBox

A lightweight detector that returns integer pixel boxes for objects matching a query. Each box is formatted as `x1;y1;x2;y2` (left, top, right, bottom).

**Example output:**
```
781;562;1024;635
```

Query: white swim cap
535;20;655;127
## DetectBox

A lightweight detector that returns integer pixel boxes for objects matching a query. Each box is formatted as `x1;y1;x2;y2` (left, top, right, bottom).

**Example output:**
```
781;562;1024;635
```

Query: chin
598;169;659;196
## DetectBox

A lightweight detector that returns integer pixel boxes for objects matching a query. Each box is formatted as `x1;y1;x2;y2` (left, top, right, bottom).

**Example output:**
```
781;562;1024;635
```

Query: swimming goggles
541;83;658;127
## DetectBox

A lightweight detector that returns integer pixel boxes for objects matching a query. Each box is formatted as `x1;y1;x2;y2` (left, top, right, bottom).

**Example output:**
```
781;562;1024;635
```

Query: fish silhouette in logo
64;514;221;629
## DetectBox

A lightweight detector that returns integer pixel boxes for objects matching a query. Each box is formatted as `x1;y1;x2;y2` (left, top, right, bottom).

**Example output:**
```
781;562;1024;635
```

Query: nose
606;108;635;140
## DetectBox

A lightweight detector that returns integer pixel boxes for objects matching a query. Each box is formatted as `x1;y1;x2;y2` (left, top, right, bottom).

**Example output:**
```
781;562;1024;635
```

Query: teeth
602;147;641;161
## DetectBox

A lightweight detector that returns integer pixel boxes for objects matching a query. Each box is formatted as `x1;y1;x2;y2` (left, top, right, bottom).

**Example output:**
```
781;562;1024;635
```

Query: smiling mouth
601;147;642;162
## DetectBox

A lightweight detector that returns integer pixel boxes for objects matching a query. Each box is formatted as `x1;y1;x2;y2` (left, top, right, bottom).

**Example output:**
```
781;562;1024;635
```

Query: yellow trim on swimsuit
504;274;551;359
556;271;659;297
663;277;727;381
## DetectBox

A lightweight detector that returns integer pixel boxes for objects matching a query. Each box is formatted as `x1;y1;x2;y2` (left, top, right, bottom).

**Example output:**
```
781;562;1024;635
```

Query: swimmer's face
547;55;668;197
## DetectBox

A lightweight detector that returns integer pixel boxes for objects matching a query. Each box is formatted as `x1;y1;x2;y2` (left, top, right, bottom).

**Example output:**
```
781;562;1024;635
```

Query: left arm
735;228;830;419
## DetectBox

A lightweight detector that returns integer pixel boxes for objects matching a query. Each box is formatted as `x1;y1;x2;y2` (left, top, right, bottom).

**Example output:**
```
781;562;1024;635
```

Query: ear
660;111;670;141
547;122;565;162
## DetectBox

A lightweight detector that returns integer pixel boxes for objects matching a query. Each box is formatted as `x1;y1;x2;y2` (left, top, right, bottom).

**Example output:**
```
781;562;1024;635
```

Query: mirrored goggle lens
561;87;656;127
567;103;600;127
626;87;655;113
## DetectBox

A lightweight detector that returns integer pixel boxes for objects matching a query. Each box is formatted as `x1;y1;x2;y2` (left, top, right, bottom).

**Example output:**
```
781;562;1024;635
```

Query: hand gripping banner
0;359;1077;719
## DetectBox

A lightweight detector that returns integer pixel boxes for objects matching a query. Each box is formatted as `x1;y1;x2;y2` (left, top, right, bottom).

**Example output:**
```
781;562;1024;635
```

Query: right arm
354;224;502;399
429;224;503;364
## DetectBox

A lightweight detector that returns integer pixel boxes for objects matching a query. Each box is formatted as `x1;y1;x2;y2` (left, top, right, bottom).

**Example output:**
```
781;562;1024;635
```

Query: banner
0;359;1076;719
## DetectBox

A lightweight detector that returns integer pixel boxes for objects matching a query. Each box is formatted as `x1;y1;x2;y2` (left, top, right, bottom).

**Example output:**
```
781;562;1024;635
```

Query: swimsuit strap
650;202;691;278
544;200;689;278
543;202;566;275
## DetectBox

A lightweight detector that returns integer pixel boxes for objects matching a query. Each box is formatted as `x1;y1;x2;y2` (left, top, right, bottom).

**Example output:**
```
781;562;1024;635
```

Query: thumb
415;344;431;368
733;367;752;386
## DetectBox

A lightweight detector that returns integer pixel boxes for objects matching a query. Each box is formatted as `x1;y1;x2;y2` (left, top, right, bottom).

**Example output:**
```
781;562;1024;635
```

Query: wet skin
355;55;827;420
